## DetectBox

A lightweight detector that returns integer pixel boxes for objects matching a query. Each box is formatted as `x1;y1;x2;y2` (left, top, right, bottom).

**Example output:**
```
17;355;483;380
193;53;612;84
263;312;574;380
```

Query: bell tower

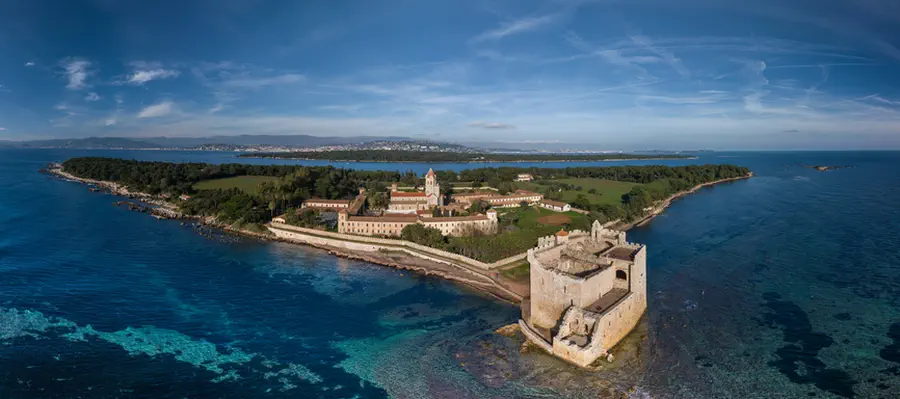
425;168;441;207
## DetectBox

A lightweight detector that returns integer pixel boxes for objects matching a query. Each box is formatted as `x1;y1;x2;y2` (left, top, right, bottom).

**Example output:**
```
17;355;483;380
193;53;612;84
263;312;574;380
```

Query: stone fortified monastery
286;168;646;367
519;221;647;367
300;168;568;237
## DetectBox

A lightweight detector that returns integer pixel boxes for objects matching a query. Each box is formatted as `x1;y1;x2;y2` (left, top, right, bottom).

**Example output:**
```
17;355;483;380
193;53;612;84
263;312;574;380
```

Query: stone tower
425;168;441;207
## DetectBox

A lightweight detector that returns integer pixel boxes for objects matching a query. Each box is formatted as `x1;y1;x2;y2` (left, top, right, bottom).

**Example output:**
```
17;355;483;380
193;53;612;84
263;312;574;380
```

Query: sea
1;149;899;399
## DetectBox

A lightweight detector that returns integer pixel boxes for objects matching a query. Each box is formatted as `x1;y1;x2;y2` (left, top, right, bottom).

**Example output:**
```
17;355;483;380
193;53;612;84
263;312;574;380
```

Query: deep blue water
2;149;899;398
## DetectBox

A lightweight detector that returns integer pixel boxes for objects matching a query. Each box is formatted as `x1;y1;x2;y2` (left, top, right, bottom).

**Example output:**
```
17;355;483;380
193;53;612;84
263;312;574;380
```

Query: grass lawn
501;261;530;281
447;207;591;262
193;176;279;196
516;178;640;206
499;206;590;230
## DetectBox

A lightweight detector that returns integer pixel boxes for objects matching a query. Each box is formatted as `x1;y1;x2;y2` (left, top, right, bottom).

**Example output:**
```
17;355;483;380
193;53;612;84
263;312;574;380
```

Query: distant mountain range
0;135;414;149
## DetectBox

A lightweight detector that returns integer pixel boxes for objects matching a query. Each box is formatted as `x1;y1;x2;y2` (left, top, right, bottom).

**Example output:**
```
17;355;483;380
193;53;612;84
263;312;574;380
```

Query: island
51;157;751;367
803;165;852;172
238;150;695;163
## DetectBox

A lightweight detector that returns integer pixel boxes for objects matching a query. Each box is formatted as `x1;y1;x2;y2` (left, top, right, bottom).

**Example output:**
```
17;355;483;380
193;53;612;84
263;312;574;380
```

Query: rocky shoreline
48;164;751;304
47;164;523;303
616;172;754;230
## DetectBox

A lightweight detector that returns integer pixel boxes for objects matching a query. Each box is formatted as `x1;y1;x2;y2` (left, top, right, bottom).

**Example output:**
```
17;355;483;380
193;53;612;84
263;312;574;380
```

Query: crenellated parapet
521;222;648;368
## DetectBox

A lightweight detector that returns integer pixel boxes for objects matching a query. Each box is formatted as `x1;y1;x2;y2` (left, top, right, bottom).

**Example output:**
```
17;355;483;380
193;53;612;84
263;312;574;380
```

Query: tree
588;188;598;194
573;194;592;211
432;206;442;217
367;192;389;210
519;201;529;208
468;200;489;214
400;224;446;248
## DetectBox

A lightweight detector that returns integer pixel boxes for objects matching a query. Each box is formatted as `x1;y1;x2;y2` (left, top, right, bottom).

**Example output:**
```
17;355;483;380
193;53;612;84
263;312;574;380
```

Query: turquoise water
1;149;899;398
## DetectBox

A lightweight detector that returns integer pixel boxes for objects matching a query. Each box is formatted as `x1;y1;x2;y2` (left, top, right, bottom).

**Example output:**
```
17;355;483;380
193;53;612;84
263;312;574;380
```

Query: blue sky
1;0;900;149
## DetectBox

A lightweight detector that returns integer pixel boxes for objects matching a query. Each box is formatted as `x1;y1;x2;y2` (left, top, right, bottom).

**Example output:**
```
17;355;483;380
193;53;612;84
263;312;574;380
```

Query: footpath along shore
48;164;752;304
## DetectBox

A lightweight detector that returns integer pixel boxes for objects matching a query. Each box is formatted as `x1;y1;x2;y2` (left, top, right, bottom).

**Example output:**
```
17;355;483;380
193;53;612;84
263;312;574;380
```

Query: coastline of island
47;162;752;304
48;165;525;302
616;172;755;230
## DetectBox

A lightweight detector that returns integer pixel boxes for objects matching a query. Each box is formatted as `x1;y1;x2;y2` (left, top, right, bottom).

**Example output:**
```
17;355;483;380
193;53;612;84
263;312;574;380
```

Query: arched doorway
616;270;627;280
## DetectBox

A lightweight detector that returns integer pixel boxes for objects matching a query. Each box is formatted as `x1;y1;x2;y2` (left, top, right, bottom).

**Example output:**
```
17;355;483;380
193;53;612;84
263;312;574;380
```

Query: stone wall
594;246;647;352
268;222;526;270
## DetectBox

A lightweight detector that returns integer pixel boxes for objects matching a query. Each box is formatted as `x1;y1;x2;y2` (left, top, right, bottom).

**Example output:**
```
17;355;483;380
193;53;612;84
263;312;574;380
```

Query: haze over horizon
1;0;900;150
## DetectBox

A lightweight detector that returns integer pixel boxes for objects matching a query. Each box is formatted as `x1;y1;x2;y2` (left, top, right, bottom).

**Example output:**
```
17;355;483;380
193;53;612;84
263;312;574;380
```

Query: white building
540;199;571;212
515;173;534;182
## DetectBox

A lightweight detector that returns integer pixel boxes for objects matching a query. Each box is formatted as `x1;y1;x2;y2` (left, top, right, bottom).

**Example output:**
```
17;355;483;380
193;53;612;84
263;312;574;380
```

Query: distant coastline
241;157;699;163
240;151;697;163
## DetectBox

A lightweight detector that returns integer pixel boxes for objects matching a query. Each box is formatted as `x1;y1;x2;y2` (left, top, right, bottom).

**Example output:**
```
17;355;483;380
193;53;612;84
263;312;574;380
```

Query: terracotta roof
346;215;418;223
391;191;426;198
426;168;436;177
515;189;538;195
540;199;569;207
305;199;351;204
422;215;488;222
556;230;570;237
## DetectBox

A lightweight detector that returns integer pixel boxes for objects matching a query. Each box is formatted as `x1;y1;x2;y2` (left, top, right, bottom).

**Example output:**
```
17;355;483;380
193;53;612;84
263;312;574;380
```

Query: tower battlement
520;220;647;367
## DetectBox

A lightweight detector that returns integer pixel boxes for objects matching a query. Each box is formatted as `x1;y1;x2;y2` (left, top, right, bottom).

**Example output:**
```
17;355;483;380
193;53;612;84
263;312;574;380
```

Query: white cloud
629;35;691;78
104;118;117;126
85;92;101;102
318;104;362;112
137;101;174;118
128;66;180;85
63;59;91;90
473;14;560;42
25;61;35;67
0;127;6;131
221;73;306;88
469;121;516;129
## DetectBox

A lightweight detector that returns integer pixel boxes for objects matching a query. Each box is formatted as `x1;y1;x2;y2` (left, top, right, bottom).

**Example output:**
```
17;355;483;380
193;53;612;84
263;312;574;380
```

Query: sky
1;0;900;150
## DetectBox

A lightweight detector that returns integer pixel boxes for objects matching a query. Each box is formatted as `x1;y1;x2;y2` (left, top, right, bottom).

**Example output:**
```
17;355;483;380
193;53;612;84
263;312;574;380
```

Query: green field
498;206;590;229
193;176;278;195
517;178;640;206
447;206;592;262
501;262;530;281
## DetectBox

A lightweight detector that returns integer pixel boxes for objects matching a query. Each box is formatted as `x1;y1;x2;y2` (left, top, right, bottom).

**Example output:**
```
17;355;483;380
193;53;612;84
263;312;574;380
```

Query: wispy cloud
469;121;516;129
472;13;561;42
629;35;691;77
318;104;363;113
84;92;100;102
864;94;900;106
221;73;305;88
137;101;174;118
63;59;91;90
24;61;35;67
0;127;6;131
129;70;180;84
125;61;180;85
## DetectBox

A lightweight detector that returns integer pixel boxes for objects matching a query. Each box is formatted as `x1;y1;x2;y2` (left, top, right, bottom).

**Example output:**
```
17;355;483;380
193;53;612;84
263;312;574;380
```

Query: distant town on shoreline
0;134;714;156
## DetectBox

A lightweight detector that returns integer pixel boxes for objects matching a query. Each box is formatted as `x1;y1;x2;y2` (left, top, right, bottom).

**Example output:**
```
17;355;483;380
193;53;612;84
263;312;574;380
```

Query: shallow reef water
2;149;900;398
